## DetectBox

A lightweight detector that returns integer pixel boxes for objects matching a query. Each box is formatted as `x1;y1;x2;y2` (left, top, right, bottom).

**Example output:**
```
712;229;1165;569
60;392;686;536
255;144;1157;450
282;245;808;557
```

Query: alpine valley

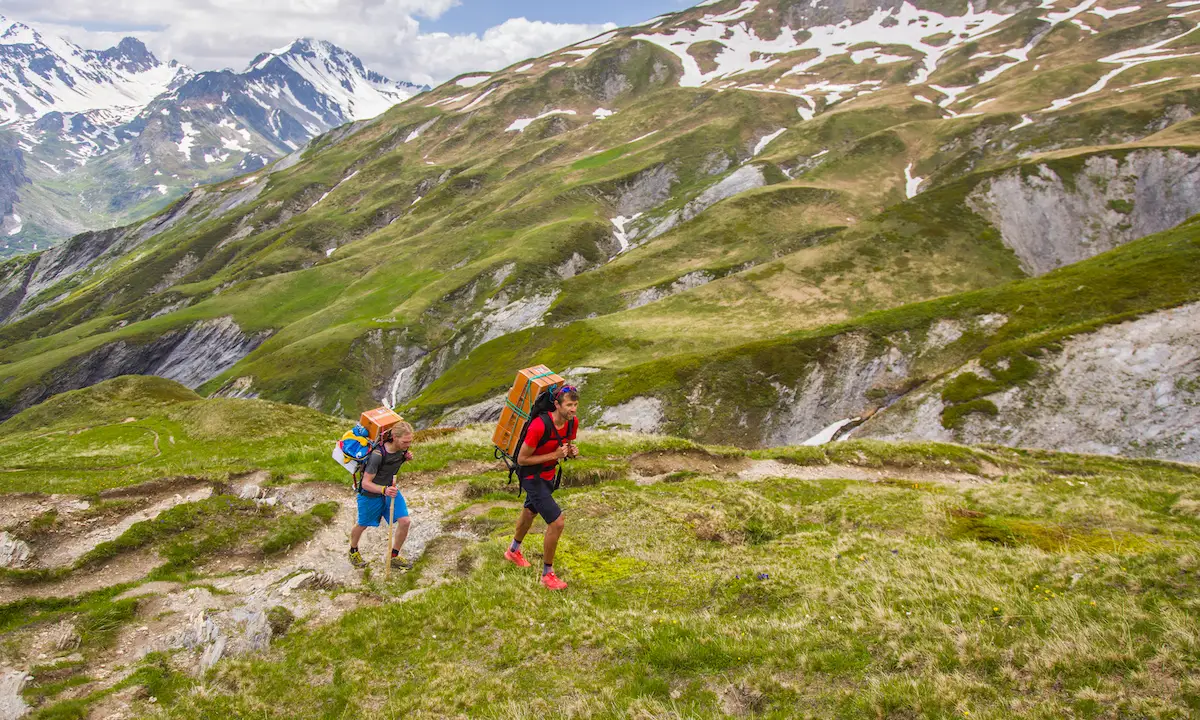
0;16;429;255
2;0;1200;463
4;2;1200;718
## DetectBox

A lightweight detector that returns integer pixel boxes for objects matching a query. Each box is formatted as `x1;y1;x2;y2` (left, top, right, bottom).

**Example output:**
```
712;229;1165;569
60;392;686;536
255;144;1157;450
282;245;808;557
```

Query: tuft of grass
260;502;339;555
267;605;296;636
942;398;1000;429
948;511;1152;554
76;495;263;570
75;598;139;648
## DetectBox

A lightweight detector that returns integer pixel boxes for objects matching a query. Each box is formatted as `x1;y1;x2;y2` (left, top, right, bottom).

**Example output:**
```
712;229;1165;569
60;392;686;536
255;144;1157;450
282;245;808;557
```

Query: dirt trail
736;459;988;485
626;451;988;486
0;470;480;720
39;485;213;567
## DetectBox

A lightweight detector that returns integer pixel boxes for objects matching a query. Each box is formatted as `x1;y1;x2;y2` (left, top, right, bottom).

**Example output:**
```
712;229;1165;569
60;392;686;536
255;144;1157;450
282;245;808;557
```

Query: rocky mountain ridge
0;18;428;255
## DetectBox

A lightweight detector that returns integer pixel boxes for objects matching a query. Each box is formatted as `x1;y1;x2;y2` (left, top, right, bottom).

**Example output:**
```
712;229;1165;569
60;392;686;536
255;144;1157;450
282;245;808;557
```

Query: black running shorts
520;477;562;524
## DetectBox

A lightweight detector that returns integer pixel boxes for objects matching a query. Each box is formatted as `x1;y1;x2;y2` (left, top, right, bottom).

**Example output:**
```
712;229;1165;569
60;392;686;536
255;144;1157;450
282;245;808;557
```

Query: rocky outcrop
763;334;910;446
439;392;506;427
1;316;270;420
152;317;272;389
859;303;1200;462
600;397;664;433
967;150;1200;275
0;133;28;234
628;270;715;309
0;532;31;568
0;225;131;324
782;0;1039;31
612;164;678;217
475;292;558;346
647;164;766;239
0;668;30;720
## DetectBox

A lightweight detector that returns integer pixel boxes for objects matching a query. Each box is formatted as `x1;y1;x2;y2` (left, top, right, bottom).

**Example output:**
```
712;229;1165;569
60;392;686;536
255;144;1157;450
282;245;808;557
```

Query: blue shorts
356;492;409;527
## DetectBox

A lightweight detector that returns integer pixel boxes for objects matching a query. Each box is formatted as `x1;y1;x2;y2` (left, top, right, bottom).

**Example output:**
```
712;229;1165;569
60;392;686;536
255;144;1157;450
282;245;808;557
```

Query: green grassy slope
2;378;1198;719
0;1;1198;446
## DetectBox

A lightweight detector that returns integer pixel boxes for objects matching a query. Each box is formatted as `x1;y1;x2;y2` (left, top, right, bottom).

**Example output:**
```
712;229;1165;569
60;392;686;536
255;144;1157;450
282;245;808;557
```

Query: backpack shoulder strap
541;412;563;443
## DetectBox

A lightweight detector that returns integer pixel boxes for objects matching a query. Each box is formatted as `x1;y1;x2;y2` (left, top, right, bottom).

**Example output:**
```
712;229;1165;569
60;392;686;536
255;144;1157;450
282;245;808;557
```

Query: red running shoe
541;571;567;591
504;549;531;567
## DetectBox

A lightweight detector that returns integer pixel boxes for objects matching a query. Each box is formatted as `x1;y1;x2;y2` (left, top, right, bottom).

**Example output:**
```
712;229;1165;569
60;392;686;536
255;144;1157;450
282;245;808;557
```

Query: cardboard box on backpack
360;407;404;441
493;365;564;458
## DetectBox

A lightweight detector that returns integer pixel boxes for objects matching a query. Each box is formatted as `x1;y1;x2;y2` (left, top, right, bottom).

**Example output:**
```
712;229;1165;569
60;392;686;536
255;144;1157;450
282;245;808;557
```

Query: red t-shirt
523;414;577;481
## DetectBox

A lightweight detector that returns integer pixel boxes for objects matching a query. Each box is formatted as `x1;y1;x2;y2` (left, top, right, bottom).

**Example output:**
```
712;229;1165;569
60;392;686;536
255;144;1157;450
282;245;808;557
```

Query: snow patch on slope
505;109;576;133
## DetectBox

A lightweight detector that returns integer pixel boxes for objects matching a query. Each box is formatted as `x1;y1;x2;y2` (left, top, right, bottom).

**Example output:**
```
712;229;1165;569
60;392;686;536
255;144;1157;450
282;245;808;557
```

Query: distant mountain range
0;16;429;255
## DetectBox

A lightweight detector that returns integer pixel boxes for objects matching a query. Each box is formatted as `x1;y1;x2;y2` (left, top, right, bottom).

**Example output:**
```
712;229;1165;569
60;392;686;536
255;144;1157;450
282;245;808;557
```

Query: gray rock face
782;0;1038;30
1;316;270;420
764;334;909;446
153;316;272;389
476;292;558;346
628;270;714;309
0;532;31;568
0;668;30;720
861;303;1200;462
647;164;766;239
439;392;506;427
614;164;678;217
600;397;664;433
967;150;1200;275
0;225;129;324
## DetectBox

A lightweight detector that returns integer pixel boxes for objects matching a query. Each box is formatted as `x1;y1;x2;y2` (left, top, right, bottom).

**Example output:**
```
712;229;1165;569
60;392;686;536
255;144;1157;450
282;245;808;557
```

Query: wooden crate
492;365;563;457
360;407;405;441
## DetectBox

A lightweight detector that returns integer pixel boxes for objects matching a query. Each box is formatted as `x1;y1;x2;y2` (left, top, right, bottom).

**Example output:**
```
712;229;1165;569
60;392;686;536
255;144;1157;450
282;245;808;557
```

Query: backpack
495;387;576;494
332;424;382;492
353;444;392;496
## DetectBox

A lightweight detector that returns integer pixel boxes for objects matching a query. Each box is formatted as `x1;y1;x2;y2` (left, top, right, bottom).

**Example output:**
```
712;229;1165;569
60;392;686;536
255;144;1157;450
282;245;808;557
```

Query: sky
5;0;694;86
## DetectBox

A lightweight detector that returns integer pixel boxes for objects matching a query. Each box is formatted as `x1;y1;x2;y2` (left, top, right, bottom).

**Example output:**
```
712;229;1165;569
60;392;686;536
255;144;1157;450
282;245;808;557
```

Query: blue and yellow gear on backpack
340;424;372;461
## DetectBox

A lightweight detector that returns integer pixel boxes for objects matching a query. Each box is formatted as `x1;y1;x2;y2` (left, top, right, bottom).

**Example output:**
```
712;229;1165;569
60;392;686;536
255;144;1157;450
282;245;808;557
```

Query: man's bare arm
518;442;566;466
360;472;396;496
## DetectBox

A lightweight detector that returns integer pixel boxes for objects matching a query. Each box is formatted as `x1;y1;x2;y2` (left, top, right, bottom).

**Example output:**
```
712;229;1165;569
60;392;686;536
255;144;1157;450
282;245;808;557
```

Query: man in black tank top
349;422;415;571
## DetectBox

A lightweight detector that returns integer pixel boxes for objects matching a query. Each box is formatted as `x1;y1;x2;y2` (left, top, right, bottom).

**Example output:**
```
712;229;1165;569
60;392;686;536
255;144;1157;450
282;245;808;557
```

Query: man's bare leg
392;516;411;553
543;515;565;567
350;524;367;548
513;507;536;544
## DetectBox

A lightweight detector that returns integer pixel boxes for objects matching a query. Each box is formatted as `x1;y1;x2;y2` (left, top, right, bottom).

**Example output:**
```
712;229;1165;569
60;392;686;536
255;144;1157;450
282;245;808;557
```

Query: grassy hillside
1;378;1198;719
1;0;1198;456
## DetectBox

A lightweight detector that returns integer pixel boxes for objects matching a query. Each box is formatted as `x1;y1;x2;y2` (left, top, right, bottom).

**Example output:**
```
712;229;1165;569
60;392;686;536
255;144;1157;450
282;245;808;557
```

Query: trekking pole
384;488;396;582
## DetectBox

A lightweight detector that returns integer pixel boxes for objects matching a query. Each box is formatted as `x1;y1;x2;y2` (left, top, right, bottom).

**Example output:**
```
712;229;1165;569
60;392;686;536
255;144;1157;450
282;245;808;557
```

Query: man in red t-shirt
504;386;580;590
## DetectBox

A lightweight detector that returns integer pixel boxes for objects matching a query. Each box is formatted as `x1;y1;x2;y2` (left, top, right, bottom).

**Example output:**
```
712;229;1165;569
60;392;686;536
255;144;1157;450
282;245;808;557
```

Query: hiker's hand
384;486;398;498
555;446;568;461
403;451;413;462
567;443;579;459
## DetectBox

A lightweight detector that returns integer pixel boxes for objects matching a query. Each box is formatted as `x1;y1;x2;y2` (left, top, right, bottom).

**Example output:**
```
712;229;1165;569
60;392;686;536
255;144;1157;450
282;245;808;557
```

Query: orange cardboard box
360;407;404;441
493;365;564;457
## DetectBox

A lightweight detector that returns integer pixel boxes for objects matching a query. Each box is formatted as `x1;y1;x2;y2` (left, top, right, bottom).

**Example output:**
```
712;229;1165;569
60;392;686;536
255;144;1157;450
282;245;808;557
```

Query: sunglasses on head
555;385;579;398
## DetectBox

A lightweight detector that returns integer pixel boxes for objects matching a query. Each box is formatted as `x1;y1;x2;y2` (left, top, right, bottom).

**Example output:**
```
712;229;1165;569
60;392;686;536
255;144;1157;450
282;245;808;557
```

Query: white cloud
12;1;615;85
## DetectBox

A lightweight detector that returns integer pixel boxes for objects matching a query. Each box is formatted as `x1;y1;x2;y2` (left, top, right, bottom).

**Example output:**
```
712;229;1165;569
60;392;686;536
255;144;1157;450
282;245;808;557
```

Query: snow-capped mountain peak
244;37;429;121
0;15;191;125
0;15;431;252
0;17;39;46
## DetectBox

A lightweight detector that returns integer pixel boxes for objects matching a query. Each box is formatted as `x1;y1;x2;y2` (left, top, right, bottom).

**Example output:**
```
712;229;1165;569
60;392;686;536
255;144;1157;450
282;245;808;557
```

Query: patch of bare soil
0;551;162;605
455;501;521;519
630;449;751;478
736;459;988;485
38;485;214;568
407;459;502;483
